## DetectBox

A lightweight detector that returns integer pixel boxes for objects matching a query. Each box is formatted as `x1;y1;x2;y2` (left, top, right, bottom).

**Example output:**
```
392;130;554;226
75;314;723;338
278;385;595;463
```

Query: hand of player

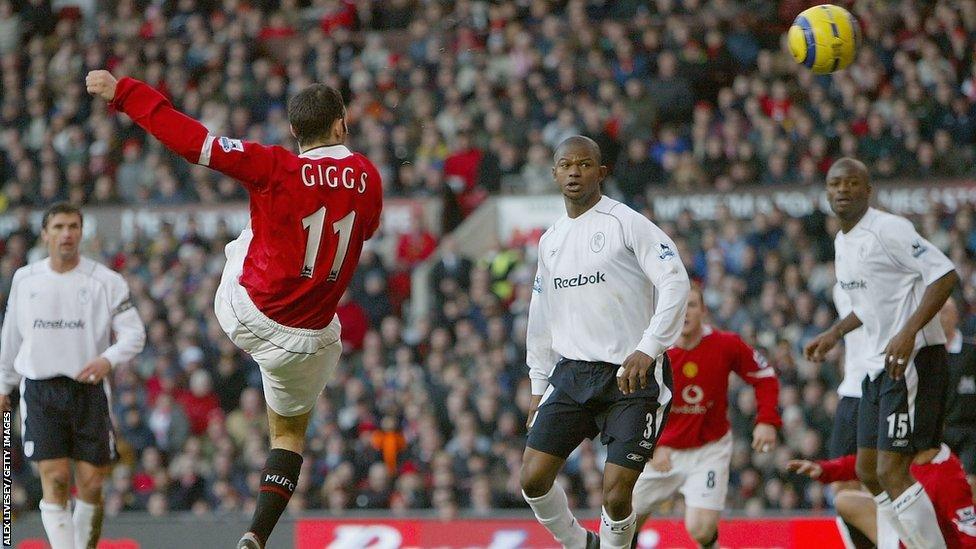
86;70;119;102
618;350;654;395
526;394;543;430
650;445;672;473
786;459;823;479
0;394;9;412
752;423;777;453
883;328;915;380
803;329;840;362
76;357;112;385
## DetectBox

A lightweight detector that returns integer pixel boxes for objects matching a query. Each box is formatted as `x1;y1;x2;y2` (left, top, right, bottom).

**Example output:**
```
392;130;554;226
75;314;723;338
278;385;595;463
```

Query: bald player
521;136;689;549
806;157;958;549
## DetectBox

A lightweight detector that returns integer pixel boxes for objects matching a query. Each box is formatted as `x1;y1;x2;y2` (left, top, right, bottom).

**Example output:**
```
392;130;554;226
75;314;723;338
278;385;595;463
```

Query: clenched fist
86;70;118;102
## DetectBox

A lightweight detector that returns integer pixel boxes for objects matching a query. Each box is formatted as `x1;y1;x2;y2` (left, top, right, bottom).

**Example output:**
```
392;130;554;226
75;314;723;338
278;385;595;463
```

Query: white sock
73;499;101;549
891;483;948;549
40;500;76;549
523;484;588;549
874;492;906;549
600;507;636;549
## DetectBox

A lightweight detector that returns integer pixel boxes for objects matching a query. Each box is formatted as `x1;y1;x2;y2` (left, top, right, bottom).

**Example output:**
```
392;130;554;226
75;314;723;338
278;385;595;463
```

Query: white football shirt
834;208;955;379
832;282;871;397
526;195;690;395
0;257;146;393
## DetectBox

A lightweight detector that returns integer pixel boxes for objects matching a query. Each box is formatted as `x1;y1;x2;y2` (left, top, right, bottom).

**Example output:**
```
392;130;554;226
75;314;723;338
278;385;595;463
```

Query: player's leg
684;508;721;549
38;458;76;549
631;464;685;533
877;348;949;549
601;402;669;548
676;433;732;549
601;464;642;549
242;341;340;549
855;375;907;548
829;396;874;549
834;490;881;546
72;462;108;549
23;378;77;548
70;381;117;549
522;386;595;548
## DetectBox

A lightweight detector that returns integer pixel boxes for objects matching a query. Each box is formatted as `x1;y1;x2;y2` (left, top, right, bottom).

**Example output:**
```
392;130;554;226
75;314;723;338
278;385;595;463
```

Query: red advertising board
295;517;845;548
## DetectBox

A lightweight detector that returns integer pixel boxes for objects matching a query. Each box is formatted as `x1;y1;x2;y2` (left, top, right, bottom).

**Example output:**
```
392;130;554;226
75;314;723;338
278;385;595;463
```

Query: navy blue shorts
21;376;117;465
526;357;672;471
857;345;948;454
829;396;860;458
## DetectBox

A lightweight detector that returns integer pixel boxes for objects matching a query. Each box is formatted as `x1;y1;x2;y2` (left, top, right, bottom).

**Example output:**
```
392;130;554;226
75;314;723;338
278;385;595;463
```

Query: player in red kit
789;444;976;548
86;70;382;549
631;285;781;548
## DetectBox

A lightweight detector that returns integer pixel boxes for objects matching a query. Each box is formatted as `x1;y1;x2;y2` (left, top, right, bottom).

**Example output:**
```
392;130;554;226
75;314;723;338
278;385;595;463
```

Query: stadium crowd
2;0;976;521
2;0;976;217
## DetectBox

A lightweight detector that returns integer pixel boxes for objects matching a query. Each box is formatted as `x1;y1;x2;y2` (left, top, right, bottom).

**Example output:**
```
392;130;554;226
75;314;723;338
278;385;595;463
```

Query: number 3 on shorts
643;412;654;440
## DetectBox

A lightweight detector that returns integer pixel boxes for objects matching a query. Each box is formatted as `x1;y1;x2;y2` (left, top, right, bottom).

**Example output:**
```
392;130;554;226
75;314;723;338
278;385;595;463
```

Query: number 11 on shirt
301;207;356;281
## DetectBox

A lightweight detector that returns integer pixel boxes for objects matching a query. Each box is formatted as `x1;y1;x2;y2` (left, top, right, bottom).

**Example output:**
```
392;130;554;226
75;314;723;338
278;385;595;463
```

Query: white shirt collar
948;329;964;354
298;144;352;160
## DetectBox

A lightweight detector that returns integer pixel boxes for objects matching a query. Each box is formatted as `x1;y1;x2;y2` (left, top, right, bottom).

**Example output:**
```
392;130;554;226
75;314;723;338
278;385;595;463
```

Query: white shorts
214;227;342;417
632;431;733;513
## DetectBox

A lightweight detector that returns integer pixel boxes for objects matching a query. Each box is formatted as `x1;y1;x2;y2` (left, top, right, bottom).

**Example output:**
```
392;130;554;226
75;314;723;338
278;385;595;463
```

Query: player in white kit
521;136;689;549
806;157;957;549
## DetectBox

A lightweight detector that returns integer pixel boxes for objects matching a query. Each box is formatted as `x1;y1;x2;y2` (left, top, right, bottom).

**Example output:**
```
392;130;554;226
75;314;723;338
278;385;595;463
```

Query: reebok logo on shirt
839;279;867;290
33;319;85;329
553;271;606;289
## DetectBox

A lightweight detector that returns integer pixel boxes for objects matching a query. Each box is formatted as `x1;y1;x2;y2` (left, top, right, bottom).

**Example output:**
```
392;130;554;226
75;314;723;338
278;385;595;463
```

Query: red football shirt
112;78;383;329
658;326;782;449
818;447;976;549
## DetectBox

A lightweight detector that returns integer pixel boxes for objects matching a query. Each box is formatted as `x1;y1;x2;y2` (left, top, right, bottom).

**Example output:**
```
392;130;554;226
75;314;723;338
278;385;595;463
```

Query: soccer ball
787;4;860;75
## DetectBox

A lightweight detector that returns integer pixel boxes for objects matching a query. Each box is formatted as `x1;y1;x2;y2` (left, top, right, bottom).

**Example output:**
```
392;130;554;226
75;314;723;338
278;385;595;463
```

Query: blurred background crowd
3;0;976;520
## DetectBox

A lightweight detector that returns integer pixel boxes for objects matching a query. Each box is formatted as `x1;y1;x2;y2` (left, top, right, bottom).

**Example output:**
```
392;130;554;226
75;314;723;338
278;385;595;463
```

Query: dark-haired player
806;157;957;549
522;135;689;549
87;70;383;549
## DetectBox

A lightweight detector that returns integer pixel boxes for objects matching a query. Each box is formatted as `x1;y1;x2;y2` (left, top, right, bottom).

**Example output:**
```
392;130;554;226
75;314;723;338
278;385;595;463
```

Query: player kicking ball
630;285;781;548
522;136;690;549
87;71;383;548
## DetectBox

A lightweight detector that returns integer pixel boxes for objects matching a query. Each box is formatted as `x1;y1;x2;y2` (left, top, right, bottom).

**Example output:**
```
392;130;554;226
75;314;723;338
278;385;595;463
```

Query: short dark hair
287;84;345;147
42;202;83;229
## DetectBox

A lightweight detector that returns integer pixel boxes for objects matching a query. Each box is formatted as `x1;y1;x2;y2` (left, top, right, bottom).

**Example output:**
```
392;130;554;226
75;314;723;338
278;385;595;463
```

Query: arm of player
878;220;958;378
525;239;559;397
87;71;278;192
0;274;23;400
804;311;862;362
787;455;857;483
627;213;691;360
732;337;782;451
99;281;146;370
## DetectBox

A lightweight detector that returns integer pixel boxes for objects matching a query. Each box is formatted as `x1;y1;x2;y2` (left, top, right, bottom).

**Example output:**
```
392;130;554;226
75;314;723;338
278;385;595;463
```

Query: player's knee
834;491;859;522
519;462;553;498
42;470;72;500
685;519;717;547
876;455;912;491
602;479;635;519
854;456;879;488
77;475;104;501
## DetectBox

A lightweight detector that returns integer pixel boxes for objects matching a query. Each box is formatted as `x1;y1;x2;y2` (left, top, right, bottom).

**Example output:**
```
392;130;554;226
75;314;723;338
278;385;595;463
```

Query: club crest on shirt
683;361;698;378
911;240;928;258
78;287;90;304
590;232;606;253
658;242;675;260
218;136;244;153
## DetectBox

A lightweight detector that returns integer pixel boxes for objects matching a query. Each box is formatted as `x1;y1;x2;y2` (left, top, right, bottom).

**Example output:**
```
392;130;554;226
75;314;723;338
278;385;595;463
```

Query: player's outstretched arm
804;312;862;362
86;70;275;190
